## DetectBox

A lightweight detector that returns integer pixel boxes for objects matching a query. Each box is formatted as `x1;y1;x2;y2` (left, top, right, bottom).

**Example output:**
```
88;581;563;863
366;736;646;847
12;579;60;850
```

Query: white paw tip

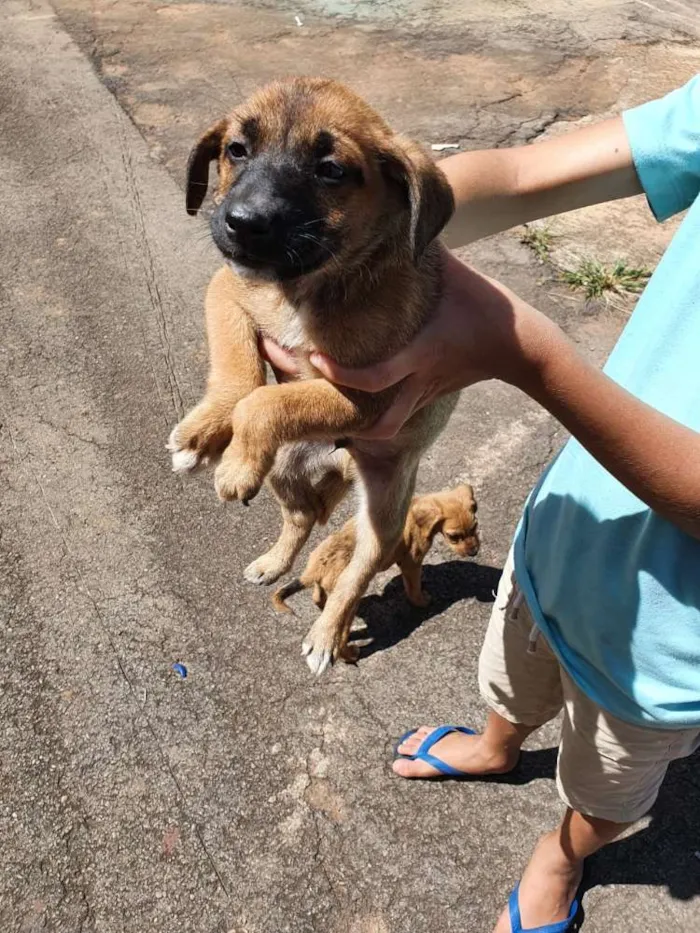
171;448;200;474
305;649;331;676
243;564;264;584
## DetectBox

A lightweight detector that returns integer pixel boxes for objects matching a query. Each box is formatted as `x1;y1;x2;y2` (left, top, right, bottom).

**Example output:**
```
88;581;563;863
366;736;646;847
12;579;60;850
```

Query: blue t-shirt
514;75;700;729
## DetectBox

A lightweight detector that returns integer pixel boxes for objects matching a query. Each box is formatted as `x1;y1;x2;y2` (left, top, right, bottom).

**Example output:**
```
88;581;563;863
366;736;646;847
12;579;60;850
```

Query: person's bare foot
493;831;582;932
393;726;519;779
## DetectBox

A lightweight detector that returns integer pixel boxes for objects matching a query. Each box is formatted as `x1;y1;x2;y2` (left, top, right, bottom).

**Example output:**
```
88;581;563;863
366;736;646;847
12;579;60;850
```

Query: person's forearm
441;116;642;248
514;314;700;538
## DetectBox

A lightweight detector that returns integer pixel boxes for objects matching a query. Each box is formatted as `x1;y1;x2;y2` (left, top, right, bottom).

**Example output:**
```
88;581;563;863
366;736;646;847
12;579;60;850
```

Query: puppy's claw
214;459;263;503
165;426;180;453
339;643;360;664
305;649;332;676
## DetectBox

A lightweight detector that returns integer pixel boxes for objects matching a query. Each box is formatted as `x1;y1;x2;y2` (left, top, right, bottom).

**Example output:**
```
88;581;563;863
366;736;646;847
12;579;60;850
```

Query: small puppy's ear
381;138;455;261
454;483;477;511
186;119;228;216
407;496;443;560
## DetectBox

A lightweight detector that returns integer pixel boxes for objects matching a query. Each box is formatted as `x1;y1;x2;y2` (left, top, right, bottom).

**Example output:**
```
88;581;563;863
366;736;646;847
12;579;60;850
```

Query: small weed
561;259;651;302
520;224;554;263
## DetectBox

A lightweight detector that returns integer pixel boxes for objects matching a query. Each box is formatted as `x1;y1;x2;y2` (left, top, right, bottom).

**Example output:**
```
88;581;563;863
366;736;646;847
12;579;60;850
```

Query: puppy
273;484;479;620
168;77;457;674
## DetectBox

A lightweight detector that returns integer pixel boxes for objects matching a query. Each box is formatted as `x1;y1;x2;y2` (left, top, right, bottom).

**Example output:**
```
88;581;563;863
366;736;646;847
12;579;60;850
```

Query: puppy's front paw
214;455;264;503
167;400;233;474
244;553;290;585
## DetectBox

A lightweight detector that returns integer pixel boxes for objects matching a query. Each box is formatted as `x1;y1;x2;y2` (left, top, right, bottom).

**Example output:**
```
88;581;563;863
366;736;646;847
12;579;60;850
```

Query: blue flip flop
394;725;477;778
508;883;579;933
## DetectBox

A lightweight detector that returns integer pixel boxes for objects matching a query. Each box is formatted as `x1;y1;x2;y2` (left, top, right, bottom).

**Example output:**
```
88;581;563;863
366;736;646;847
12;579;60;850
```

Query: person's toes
392;756;441;779
395;726;433;756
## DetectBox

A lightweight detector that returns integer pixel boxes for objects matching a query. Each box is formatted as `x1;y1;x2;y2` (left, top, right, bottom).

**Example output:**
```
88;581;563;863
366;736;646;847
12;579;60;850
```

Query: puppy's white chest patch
278;304;309;350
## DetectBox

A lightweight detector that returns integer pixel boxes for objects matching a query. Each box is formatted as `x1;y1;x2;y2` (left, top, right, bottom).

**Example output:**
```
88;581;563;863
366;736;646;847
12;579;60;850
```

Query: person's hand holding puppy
263;248;559;439
267;245;700;540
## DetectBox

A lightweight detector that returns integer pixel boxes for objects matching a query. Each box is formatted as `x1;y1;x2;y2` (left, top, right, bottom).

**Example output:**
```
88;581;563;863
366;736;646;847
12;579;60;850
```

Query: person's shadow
502;745;700;925
583;746;700;901
351;558;502;658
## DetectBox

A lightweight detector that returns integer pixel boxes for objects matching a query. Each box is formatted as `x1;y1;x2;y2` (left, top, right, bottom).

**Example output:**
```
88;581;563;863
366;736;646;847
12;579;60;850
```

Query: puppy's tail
272;578;306;613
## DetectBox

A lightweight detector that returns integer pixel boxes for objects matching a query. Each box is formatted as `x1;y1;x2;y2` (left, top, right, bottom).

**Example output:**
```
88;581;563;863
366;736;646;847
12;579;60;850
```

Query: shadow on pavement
583;747;700;903
353;559;502;658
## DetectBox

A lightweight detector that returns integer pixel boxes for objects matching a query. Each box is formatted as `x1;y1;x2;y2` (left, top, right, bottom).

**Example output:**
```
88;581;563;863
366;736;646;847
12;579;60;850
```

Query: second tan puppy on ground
273;485;479;617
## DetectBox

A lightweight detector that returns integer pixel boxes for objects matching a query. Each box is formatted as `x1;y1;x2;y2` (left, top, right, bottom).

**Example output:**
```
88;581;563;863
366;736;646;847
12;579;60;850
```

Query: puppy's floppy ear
407;496;443;561
454;483;477;511
381;137;455;261
186;119;228;216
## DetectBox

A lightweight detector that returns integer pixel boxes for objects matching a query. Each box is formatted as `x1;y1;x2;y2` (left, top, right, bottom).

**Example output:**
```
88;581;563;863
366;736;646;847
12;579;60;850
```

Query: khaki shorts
479;550;700;824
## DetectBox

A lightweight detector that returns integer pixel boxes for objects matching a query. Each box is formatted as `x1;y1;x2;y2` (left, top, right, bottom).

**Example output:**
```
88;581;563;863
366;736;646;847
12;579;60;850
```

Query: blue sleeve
623;75;700;222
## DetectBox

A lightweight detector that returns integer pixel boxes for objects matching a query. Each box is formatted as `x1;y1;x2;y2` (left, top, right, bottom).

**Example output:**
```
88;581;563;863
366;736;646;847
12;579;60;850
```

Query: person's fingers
309;345;420;392
259;336;300;375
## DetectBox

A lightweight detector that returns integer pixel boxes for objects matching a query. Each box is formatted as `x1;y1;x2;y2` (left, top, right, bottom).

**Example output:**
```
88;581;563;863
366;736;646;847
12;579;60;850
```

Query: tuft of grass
561;259;651;302
520;224;554;263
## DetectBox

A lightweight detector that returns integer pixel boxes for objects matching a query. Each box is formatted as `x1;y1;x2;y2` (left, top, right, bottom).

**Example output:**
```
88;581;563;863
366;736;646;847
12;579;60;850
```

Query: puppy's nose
224;206;272;240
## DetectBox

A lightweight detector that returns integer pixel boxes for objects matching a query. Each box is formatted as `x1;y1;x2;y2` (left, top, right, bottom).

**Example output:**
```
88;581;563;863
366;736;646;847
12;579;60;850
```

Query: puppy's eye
316;160;346;184
227;141;248;162
446;533;462;543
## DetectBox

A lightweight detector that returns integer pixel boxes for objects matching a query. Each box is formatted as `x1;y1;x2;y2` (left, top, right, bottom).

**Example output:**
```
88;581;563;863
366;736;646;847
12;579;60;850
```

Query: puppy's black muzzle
211;157;333;279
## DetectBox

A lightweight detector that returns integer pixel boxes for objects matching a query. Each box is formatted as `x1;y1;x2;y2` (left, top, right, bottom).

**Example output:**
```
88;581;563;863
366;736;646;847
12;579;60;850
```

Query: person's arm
440;116;642;248
308;254;700;540
520;315;700;539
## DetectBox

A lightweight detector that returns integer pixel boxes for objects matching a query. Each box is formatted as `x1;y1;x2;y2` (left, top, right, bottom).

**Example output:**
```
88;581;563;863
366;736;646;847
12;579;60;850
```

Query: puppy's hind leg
302;455;419;675
245;460;351;586
244;504;316;585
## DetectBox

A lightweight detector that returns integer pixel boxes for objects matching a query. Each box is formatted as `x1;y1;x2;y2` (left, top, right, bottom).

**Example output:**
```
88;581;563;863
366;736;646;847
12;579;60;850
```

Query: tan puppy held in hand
168;78;457;674
273;484;479;619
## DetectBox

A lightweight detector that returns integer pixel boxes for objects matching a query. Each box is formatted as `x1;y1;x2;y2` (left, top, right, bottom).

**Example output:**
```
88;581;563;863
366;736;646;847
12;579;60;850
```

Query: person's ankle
476;736;521;773
536;830;584;880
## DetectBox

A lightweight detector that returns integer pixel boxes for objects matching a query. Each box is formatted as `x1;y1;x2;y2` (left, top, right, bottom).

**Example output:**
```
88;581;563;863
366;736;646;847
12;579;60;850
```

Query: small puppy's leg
302;457;418;675
312;583;327;609
244;505;316;585
397;554;431;608
214;380;384;503
168;268;265;472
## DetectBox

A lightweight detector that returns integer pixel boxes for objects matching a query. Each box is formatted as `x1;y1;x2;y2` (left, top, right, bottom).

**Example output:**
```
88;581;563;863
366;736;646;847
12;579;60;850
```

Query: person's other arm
440;116;642;248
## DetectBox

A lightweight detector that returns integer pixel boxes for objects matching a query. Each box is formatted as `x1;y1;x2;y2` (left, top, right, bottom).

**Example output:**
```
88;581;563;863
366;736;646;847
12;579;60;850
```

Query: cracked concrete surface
2;0;700;931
